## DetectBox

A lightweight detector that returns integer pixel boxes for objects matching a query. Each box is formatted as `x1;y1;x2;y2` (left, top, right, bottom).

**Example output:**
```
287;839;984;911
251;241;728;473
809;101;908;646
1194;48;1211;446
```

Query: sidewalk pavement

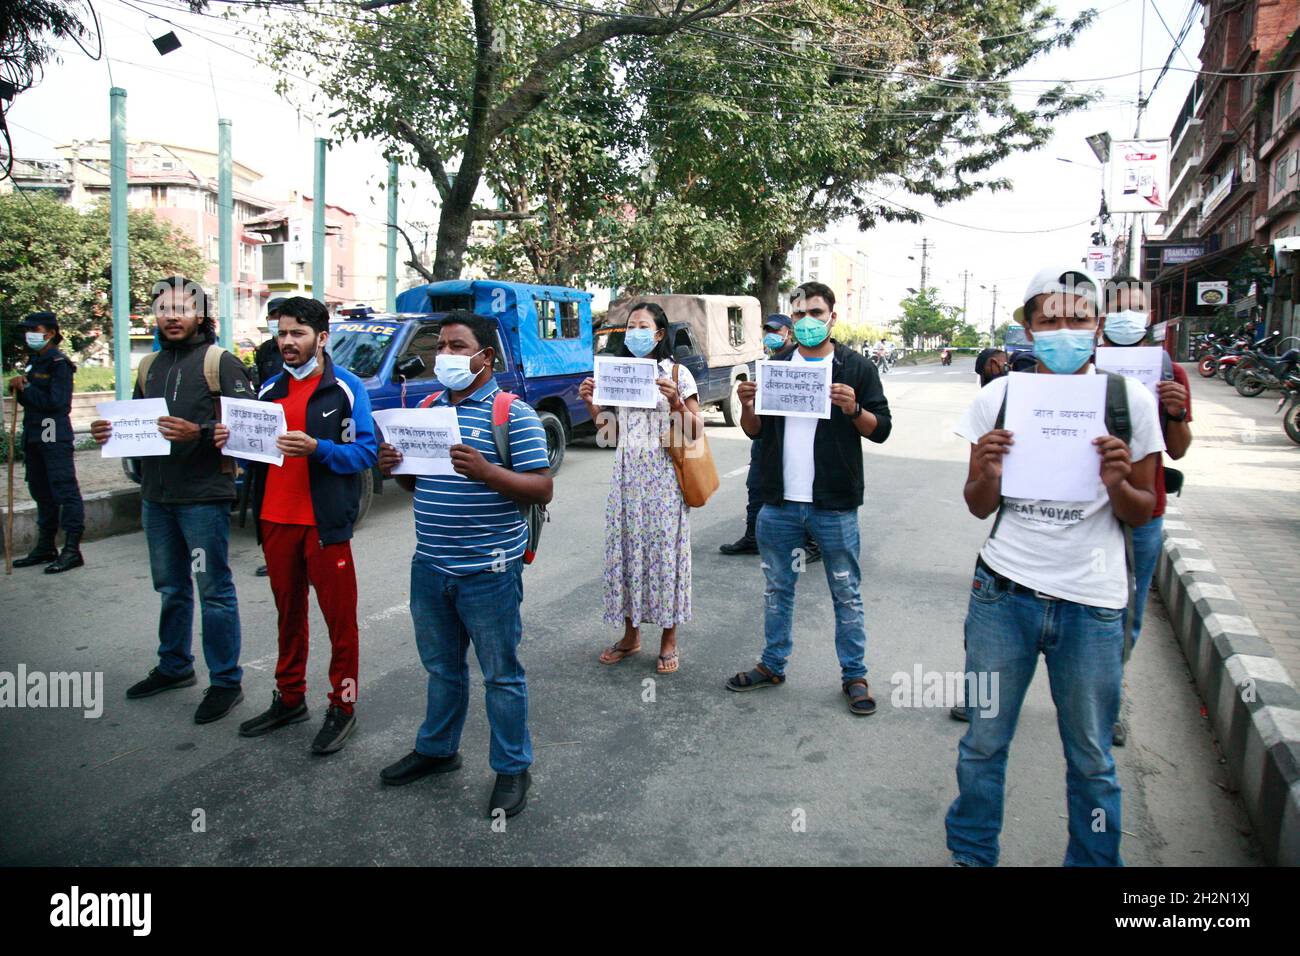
1171;364;1300;684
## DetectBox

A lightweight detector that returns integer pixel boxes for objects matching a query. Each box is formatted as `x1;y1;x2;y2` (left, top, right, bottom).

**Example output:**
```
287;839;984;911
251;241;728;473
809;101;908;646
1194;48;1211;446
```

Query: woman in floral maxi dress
579;302;702;674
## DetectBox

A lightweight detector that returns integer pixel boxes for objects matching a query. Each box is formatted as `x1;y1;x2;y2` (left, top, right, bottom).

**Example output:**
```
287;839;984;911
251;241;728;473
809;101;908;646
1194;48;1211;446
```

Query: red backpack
417;390;547;564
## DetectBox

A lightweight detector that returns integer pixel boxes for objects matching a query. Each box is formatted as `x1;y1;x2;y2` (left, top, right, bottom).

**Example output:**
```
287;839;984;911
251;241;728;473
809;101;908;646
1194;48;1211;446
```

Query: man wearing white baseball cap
945;263;1164;867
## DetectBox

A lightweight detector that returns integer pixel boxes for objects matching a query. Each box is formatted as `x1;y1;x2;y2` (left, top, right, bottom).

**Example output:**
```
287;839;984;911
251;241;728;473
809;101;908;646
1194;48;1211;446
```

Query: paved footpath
1169;365;1300;683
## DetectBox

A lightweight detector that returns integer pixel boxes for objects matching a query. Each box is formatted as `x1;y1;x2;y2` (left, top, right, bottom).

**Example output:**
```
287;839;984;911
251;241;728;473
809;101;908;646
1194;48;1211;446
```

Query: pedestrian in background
725;281;892;715
581;301;703;675
90;276;253;725
1100;275;1192;747
719;314;820;564
252;296;287;578
225;296;377;755
377;310;552;819
7;311;86;573
946;265;1163;866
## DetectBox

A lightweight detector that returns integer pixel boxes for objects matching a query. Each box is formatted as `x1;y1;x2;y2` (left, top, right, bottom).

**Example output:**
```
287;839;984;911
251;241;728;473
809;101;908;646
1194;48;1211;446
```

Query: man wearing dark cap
254;297;287;390
7;312;86;572
719;314;820;563
973;348;1008;387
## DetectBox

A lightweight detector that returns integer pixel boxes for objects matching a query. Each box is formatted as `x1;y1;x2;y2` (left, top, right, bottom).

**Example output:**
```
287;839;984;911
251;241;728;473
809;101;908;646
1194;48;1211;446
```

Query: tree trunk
756;248;788;316
431;195;474;280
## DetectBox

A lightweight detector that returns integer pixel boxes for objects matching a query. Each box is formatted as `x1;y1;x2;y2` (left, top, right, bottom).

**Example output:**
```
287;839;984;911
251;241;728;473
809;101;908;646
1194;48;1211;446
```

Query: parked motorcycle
1224;331;1286;390
1277;370;1300;444
1235;346;1300;398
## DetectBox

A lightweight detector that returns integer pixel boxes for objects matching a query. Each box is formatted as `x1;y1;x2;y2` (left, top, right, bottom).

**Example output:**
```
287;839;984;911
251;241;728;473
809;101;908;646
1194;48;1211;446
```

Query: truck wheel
721;377;743;427
539;410;566;475
353;470;376;530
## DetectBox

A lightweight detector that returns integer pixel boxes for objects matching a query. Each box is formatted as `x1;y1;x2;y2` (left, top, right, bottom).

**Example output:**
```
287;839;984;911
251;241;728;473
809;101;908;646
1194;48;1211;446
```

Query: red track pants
261;521;359;714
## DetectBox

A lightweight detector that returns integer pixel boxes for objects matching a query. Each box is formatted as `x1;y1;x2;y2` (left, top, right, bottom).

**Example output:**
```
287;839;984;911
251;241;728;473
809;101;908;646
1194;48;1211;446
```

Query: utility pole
217;118;233;350
1128;0;1147;279
960;270;972;320
110;88;130;401
913;237;931;290
385;157;398;312
312;137;327;304
990;286;999;343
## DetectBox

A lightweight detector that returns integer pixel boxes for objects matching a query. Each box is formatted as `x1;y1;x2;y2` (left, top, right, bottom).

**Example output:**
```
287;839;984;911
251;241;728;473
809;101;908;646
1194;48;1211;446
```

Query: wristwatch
200;422;216;443
849;403;863;420
1167;407;1188;422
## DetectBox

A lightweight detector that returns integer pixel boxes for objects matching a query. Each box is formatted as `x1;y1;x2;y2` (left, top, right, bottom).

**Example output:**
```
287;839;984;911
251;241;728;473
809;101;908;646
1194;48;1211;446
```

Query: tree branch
472;208;538;221
392;222;435;282
392;118;451;202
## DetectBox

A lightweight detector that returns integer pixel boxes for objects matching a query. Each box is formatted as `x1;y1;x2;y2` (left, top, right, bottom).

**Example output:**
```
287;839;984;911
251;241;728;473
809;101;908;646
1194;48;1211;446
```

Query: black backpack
990;370;1139;661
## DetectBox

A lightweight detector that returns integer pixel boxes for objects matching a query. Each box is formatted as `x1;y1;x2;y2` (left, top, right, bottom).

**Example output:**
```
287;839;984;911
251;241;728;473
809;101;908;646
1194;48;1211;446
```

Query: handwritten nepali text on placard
221;397;287;466
1001;371;1108;502
755;360;832;419
96;398;170;458
374;407;462;476
594;356;660;409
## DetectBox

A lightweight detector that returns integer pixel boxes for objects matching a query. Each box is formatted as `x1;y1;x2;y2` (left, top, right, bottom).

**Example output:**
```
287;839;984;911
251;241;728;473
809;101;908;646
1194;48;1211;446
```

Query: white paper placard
755;359;832;419
594;355;660;408
220;397;287;466
1001;371;1108;502
96;398;170;458
374;407;462;476
1095;346;1162;402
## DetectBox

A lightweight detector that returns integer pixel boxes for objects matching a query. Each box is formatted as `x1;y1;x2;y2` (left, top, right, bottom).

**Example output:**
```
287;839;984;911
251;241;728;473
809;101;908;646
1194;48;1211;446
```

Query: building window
1280;84;1294;124
150;185;167;206
207;236;219;264
205;192;218;216
1277;157;1290;195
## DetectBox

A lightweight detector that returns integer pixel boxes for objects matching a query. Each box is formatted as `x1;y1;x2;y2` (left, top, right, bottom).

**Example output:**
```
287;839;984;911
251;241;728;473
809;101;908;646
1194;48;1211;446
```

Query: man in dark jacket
91;276;253;724
227;296;378;754
253;297;286;389
725;281;892;716
8;312;86;572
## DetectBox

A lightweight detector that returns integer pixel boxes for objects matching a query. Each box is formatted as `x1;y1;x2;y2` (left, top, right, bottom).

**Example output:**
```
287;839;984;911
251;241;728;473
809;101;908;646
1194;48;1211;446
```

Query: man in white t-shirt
725;282;893;716
945;265;1163;867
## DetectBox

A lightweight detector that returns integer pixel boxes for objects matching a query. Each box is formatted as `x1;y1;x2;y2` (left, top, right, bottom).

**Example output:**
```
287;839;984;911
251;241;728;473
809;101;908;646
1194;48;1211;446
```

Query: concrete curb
1155;523;1300;865
5;487;141;555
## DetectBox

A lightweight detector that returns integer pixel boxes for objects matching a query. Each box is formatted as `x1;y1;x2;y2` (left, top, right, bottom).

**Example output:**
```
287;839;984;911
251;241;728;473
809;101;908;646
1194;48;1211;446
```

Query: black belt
976;555;1061;601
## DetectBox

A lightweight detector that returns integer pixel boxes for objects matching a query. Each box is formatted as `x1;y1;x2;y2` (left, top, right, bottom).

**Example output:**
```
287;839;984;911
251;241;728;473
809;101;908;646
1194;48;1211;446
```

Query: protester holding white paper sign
218;297;377;755
726;281;891;717
579;301;701;676
90;276;254;726
946;264;1163;869
377;310;551;820
1100;274;1193;747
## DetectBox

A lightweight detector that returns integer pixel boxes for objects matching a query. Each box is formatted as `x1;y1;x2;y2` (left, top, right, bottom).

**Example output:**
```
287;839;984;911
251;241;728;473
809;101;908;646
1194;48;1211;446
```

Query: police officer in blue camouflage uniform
7;311;86;572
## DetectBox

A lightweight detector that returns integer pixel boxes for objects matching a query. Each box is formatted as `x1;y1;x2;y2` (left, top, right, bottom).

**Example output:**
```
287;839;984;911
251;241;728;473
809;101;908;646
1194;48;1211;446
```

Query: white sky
12;0;1205;326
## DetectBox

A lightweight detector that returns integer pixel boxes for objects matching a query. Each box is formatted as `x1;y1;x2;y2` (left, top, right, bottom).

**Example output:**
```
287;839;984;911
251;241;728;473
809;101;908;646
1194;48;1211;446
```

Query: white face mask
267;320;279;338
434;349;486;391
25;332;48;350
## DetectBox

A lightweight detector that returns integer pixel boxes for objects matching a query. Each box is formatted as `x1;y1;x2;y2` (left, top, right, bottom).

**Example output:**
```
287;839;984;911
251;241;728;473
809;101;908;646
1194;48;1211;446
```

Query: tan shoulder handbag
663;363;720;507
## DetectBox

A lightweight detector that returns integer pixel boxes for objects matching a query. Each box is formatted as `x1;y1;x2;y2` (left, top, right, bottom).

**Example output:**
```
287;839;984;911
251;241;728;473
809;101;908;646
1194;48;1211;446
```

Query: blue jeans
1128;515;1163;645
410;556;532;774
743;440;762;536
945;562;1125;866
756;501;867;682
141;500;243;687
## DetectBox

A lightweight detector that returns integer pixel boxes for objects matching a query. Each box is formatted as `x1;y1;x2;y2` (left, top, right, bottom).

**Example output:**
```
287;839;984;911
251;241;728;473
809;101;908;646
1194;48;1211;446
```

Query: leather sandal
600;642;641;665
843;678;877;716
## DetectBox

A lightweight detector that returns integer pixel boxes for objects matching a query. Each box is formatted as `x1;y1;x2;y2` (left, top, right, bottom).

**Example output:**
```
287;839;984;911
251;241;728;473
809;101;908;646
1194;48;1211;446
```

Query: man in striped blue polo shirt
377;311;553;820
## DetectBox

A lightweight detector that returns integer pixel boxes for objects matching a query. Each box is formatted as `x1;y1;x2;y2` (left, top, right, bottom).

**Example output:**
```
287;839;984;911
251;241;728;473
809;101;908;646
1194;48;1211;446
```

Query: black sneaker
255;564;269;577
311;705;356;755
804;540;822;564
238;691;309;737
126;667;197;699
719;535;759;555
194;686;244;724
487;770;531;819
950;704;971;723
380;750;462;786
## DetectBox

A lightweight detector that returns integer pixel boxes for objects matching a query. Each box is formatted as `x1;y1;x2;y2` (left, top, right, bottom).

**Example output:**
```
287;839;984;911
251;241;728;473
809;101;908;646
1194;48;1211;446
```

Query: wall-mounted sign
1160;243;1206;265
1197;281;1229;306
1151;321;1168;342
1201;171;1235;219
1084;248;1113;280
1108;139;1170;212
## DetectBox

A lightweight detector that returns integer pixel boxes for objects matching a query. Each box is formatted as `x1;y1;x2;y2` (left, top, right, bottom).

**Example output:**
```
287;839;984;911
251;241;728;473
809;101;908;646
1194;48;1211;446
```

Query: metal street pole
218;118;233;349
386;157;398;312
110;88;130;401
312;137;327;304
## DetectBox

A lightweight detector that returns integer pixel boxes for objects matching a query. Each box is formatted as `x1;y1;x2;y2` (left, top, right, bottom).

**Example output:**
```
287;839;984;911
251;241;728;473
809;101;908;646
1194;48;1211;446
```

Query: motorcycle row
1193;329;1300;444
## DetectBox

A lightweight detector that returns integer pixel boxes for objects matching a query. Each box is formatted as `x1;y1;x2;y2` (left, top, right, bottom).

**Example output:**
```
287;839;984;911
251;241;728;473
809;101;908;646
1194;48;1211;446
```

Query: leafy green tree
897;286;961;347
0;192;205;369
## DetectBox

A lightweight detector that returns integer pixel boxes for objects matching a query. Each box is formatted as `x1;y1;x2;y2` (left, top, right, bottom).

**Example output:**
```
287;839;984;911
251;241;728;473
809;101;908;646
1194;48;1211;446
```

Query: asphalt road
0;358;1260;865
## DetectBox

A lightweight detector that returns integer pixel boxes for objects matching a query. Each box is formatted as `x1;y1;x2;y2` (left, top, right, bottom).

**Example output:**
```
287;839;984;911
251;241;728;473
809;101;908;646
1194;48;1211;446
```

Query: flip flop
657;650;679;674
600;642;641;665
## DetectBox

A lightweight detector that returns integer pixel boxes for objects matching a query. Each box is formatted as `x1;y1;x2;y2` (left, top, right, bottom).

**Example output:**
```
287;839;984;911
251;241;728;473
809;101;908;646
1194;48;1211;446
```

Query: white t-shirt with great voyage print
954;367;1164;609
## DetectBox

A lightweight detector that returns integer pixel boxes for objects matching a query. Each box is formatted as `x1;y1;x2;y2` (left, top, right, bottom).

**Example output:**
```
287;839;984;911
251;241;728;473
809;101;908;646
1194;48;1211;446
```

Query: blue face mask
794;317;829;348
286;353;318;380
25;332;47;350
1103;310;1148;346
1032;328;1097;374
624;327;658;358
763;332;785;352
